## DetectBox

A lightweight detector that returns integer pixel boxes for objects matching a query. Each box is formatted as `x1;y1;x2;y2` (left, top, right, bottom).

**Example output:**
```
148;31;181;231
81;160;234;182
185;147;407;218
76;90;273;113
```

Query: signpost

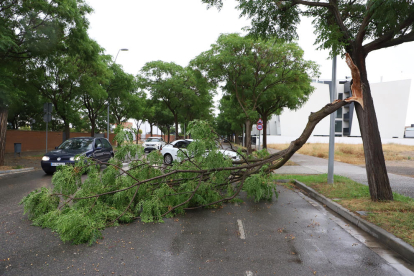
256;118;263;150
43;103;53;153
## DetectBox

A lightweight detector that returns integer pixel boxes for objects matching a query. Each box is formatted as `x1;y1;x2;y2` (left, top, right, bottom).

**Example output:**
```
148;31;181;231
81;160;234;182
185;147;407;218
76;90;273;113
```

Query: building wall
251;79;411;140
350;79;411;139
254;82;331;137
264;135;414;146
5;131;116;153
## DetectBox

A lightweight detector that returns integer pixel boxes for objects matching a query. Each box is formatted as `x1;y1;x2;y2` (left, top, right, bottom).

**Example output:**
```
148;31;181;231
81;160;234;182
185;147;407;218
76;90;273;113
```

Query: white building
252;79;412;142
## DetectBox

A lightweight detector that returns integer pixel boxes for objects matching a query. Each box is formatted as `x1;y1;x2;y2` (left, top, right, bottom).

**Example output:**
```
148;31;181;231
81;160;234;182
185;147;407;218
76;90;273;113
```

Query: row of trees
0;0;143;165
0;0;217;165
0;1;319;168
137;34;318;153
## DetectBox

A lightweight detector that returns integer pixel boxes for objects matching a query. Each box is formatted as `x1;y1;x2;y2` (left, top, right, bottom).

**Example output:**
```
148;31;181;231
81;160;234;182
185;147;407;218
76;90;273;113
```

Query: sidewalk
268;149;414;199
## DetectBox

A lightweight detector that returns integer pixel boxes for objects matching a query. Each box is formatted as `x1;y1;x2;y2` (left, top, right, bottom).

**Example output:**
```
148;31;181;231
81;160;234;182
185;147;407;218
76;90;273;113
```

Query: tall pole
328;56;337;184
258;130;261;151
46;121;48;153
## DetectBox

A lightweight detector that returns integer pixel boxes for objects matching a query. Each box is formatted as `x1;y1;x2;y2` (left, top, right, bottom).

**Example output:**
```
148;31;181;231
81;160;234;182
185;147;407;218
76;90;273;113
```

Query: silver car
143;137;166;153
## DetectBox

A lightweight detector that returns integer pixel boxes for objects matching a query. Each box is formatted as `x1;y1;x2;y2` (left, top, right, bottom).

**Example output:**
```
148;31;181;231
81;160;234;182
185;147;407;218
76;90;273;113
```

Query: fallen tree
21;99;349;245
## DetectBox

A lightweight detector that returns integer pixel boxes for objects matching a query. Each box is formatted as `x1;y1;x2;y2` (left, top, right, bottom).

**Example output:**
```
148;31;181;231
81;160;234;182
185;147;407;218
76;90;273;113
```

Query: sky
85;0;414;130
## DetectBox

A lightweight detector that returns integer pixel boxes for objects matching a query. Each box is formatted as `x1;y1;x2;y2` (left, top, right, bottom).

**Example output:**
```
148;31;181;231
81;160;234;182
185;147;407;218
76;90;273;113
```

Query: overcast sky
86;0;414;128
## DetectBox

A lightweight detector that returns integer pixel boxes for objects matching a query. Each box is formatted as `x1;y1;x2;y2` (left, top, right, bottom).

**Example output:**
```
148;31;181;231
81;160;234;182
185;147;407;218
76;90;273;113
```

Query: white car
143;137;166;153
160;139;240;165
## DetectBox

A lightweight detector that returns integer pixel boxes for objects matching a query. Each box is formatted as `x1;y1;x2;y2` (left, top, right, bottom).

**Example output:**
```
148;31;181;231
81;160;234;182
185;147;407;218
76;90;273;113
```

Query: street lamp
108;48;129;139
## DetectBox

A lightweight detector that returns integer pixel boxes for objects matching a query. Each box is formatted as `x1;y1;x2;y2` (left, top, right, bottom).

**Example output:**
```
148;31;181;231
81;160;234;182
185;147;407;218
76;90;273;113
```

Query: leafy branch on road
20;100;348;245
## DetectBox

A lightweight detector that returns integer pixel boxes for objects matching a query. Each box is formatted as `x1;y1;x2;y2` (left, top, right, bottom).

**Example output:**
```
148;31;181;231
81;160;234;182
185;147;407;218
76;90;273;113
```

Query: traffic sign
257;124;263;131
257;118;263;125
43;103;53;122
43;113;52;123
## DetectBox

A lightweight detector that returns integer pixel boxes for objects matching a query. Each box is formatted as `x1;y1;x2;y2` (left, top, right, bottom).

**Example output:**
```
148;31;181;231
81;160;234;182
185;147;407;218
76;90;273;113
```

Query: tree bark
234;131;240;144
262;114;268;149
90;118;96;137
174;114;179;140
64;122;70;141
353;53;393;201
245;119;252;154
0;107;8;166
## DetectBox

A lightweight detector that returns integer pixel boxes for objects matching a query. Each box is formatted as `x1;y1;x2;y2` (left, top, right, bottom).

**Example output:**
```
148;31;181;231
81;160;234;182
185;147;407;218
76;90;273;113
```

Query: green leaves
192;33;318;151
138;61;215;135
21;121;278;245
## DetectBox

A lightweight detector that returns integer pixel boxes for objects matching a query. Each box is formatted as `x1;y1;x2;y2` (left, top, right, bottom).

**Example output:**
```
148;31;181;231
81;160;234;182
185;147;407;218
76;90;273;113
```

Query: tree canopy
0;0;93;165
192;33;318;152
138;61;215;139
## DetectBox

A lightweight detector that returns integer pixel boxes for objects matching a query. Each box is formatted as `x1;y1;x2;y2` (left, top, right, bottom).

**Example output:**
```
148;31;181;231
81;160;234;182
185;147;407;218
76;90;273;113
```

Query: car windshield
58;139;93;150
146;138;161;142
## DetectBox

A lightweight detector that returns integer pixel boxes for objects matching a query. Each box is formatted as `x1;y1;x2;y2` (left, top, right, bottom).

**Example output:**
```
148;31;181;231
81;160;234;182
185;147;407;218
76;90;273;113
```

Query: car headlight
42;156;50;161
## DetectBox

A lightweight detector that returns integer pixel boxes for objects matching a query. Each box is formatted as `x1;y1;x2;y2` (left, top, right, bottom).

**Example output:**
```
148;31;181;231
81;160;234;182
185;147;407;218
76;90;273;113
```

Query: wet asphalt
0;170;404;275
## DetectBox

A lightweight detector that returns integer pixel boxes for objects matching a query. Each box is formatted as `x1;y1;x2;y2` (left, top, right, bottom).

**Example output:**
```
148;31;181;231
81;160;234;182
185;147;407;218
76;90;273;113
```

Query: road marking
245;271;253;276
237;219;246;239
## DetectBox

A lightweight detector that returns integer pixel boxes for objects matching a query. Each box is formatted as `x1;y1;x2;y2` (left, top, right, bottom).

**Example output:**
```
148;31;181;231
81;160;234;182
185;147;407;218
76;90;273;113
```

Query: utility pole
328;56;337;184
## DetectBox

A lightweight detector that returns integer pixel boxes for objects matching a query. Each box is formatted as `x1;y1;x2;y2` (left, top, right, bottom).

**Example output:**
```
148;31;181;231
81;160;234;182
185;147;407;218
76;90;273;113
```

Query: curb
0;167;35;177
292;179;414;265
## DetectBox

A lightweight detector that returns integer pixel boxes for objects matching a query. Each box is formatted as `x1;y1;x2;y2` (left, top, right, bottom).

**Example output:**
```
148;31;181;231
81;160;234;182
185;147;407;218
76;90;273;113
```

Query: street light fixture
108;48;129;139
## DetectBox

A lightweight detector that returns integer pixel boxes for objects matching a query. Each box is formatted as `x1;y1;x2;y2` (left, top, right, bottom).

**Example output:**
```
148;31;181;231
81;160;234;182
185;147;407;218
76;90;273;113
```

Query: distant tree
107;64;141;125
202;0;414;201
217;95;245;144
152;101;175;143
77;51;113;137
139;61;215;139
192;33;318;153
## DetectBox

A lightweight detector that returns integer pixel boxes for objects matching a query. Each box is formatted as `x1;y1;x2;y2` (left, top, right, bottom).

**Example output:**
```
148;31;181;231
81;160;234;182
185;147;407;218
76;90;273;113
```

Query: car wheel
164;154;173;165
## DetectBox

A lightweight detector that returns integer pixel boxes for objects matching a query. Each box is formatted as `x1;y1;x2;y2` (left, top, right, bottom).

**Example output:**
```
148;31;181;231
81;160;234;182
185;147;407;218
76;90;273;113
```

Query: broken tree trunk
345;52;393;201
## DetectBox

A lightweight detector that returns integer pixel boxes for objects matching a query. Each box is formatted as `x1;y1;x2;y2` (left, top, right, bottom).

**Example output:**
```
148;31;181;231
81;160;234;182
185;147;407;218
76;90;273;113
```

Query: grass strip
268;143;414;165
273;174;414;247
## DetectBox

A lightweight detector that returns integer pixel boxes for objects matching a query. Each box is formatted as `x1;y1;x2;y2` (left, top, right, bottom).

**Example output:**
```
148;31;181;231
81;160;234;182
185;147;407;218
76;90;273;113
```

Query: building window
336;107;343;118
335;121;342;132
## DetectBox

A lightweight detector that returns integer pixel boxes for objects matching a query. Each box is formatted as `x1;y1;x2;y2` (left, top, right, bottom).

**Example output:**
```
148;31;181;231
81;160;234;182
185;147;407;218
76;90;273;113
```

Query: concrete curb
0;167;35;177
292;179;414;264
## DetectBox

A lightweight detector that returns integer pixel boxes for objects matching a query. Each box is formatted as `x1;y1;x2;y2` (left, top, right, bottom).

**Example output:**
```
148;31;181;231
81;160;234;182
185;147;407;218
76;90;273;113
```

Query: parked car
161;139;240;165
41;137;114;175
404;127;414;138
143;137;166;153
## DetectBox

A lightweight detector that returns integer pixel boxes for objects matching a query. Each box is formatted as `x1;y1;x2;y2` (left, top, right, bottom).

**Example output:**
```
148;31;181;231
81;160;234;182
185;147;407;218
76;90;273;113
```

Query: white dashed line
245;271;253;276
237;219;246;240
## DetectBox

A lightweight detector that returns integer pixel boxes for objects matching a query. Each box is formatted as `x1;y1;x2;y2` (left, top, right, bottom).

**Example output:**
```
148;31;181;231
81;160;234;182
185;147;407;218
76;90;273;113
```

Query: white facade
350;79;411;139
252;79;412;140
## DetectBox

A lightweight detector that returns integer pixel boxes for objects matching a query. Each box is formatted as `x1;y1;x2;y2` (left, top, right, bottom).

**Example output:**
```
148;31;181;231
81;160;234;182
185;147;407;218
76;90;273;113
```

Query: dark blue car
41;137;114;174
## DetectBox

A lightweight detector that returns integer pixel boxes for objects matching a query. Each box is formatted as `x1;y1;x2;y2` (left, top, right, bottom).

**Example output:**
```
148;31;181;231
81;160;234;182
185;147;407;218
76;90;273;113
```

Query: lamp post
328;56;337;184
107;48;128;139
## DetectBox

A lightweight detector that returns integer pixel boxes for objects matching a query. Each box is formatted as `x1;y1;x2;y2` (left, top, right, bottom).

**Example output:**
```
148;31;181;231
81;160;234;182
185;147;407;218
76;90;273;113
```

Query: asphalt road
0;170;407;276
